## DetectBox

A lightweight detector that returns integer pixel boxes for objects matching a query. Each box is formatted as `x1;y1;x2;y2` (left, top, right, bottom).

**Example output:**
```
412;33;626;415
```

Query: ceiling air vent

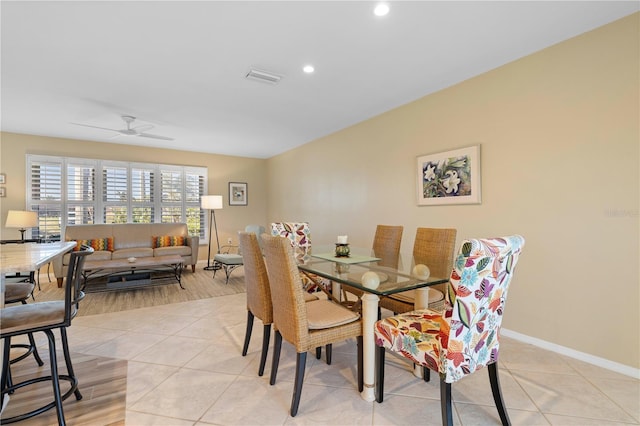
245;69;282;85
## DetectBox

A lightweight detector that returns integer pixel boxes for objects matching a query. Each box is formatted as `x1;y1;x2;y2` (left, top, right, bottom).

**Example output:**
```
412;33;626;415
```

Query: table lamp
201;195;223;271
6;210;38;241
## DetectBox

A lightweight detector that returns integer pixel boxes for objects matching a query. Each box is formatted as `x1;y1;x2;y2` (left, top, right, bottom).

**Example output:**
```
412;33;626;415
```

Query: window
27;155;208;241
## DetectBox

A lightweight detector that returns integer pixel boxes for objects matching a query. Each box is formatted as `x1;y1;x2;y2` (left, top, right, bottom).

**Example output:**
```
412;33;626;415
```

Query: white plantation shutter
103;165;128;223
131;166;155;223
28;158;63;241
26;155;207;240
67;161;96;225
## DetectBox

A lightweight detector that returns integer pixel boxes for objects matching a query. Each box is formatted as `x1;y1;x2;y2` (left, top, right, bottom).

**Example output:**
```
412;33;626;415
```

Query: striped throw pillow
152;235;185;248
71;237;114;251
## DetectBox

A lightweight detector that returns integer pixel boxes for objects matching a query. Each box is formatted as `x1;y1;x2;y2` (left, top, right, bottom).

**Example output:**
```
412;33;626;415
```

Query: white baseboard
501;328;640;379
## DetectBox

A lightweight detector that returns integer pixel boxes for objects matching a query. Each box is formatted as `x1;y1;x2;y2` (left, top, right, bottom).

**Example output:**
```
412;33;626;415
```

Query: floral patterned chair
374;235;525;426
270;222;332;295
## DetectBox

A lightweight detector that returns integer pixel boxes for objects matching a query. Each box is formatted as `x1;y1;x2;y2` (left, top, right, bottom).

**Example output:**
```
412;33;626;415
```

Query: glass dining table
297;245;449;402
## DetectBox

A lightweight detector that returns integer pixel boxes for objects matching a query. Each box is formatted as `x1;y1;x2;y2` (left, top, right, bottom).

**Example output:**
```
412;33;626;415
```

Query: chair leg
440;379;453;426
1;337;11;404
357;336;363;392
60;327;82;401
315;347;321;359
325;344;332;365
269;331;282;386
258;324;271;377
423;366;431;382
28;333;44;366
242;311;254;356
44;329;66;426
290;352;307;417
488;363;511;426
375;344;385;403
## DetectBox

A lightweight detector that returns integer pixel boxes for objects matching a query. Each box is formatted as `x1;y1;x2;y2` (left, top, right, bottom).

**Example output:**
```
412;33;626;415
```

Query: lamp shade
5;210;38;229
201;195;223;210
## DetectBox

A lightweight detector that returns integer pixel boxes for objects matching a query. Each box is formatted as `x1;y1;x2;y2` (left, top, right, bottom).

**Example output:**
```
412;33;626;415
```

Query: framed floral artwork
229;182;248;206
416;145;481;206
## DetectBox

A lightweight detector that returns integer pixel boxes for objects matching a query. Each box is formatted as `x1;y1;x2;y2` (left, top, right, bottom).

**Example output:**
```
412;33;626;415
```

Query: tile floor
30;293;640;425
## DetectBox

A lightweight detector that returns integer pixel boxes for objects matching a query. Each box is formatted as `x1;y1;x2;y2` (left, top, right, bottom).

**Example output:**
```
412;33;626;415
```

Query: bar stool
1;246;93;425
4;281;44;368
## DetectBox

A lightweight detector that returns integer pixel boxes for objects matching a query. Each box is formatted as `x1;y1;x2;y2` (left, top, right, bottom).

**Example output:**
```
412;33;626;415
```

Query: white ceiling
2;1;638;159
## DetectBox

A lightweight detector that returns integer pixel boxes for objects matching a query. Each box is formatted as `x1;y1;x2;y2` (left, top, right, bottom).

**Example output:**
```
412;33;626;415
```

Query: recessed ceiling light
303;65;315;74
374;3;389;17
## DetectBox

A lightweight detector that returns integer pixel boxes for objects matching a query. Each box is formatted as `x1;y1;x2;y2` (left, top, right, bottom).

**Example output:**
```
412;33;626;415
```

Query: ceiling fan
71;115;174;141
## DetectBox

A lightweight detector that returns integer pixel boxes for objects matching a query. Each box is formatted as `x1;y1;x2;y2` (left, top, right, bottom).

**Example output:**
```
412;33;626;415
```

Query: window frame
26;154;208;241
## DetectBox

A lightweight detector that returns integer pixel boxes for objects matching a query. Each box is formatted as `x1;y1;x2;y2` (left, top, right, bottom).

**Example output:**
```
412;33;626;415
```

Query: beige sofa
54;223;199;286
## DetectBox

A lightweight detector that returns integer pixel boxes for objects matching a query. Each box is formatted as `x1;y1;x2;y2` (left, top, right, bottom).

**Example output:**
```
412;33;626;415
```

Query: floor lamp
201;195;223;271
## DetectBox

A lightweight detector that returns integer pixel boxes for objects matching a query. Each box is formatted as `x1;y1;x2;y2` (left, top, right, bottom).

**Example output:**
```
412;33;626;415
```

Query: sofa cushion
111;247;154;259
154;246;191;257
152;235;185;248
71;237;114;251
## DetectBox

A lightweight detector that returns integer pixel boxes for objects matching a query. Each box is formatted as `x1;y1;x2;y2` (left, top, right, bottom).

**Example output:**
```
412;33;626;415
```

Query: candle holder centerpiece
335;243;350;257
335;235;350;257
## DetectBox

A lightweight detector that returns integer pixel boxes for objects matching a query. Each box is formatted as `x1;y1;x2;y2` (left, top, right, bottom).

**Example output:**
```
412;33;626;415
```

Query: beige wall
0;133;268;258
267;14;639;369
0;14;637;371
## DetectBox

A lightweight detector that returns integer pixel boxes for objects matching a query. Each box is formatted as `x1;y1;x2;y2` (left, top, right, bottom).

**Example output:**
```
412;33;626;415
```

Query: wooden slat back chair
341;225;404;311
374;236;525;426
379;227;457;314
1;246;93;425
261;234;363;417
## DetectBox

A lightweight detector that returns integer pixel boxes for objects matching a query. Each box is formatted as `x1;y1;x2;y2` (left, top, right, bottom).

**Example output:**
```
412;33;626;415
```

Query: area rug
31;266;246;316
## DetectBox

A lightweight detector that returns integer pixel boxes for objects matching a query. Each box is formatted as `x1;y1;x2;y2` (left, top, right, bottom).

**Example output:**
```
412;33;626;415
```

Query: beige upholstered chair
379;227;457;314
261;234;363;417
238;231;318;377
1;246;93;425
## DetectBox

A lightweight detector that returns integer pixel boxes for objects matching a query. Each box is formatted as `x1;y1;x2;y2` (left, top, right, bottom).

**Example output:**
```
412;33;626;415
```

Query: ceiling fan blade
70;122;121;132
132;124;154;133
137;133;174;141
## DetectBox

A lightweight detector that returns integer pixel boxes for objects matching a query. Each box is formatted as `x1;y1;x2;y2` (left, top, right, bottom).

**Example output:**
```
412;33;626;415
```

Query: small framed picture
0;187;5;197
0;173;5;184
229;182;248;206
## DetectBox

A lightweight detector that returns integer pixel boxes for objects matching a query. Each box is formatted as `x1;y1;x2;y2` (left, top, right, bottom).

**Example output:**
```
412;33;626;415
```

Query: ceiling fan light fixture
245;68;282;84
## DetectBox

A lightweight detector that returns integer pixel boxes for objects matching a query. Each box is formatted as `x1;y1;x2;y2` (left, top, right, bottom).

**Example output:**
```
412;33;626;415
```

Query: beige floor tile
130;368;236;421
372;393;448;425
132;335;211;367
200;375;291;425
126;361;181;405
84;330;168;360
125;410;196;425
513;370;637;423
456;402;549;425
184;339;258;375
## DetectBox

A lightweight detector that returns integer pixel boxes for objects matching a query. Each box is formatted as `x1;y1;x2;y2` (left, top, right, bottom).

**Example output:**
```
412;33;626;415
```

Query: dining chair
213;224;265;283
261;234;363;417
341;224;404;311
270;222;333;297
374;235;525;426
238;231;319;377
1;246;93;425
379;227;457;314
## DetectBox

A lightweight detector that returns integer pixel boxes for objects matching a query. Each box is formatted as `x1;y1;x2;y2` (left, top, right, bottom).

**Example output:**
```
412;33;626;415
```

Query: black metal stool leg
60;327;82;401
